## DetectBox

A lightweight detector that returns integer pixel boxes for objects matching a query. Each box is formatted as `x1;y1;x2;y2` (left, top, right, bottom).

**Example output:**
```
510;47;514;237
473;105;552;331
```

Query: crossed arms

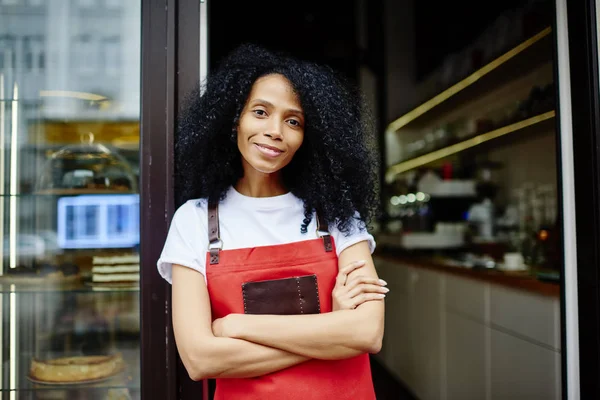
171;240;386;380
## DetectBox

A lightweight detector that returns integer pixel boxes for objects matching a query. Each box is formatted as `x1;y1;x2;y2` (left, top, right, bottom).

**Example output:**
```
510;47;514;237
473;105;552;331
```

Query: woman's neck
235;169;287;198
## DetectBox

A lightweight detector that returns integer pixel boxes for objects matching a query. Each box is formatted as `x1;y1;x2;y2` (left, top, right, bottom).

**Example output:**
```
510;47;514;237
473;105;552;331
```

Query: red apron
204;201;376;400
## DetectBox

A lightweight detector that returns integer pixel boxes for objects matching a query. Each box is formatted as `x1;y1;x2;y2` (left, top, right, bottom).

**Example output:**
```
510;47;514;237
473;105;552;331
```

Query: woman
157;44;387;399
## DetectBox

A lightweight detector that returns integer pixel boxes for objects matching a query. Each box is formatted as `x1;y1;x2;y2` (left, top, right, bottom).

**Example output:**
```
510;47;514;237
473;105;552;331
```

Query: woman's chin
248;160;283;175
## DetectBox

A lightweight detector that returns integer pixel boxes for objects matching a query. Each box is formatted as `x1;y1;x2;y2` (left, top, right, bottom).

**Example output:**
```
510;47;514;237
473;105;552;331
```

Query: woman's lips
254;143;283;158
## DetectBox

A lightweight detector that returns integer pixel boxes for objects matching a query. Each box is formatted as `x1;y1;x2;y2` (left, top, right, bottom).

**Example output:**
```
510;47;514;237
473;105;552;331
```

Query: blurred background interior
0;0;587;399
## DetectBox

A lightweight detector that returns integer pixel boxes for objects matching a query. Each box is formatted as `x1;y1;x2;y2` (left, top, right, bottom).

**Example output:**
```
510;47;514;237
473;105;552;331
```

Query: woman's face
237;74;305;175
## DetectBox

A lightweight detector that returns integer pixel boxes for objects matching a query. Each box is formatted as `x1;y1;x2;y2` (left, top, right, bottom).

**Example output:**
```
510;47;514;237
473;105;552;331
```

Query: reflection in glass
0;1;141;398
36;133;138;194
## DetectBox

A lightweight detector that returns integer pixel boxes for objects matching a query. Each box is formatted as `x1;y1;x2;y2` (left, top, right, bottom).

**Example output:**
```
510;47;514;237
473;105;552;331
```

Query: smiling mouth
254;143;284;157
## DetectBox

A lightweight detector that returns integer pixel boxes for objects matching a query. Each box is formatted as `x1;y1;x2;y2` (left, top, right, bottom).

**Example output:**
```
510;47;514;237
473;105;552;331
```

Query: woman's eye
287;119;301;127
253;109;266;116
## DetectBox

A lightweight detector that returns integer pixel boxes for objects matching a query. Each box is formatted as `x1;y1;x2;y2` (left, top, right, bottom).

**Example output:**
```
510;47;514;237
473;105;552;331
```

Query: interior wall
209;0;359;82
488;130;558;206
383;0;465;124
383;0;453;165
384;0;417;122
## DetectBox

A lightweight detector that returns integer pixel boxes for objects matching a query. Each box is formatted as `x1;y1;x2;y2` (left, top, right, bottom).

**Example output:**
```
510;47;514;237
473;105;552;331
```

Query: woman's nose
264;121;283;140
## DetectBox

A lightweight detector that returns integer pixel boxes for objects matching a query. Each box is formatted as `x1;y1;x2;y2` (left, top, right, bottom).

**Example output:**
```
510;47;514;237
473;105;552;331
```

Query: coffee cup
503;252;525;271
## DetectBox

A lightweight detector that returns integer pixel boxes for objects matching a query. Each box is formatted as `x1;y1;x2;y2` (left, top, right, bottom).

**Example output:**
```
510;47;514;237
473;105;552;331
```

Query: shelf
386;27;552;134
0;280;139;293
34;189;136;195
0;191;137;197
385;110;555;182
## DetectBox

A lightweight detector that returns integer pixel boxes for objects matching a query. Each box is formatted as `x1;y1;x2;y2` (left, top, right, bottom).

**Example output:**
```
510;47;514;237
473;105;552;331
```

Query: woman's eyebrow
251;98;303;116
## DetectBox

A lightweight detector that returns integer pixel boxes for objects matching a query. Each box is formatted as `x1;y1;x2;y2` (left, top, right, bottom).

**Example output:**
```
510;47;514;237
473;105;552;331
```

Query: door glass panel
0;1;140;398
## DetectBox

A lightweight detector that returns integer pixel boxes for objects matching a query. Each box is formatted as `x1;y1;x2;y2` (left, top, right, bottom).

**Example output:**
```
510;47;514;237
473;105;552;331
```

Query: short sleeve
156;200;208;284
330;213;376;256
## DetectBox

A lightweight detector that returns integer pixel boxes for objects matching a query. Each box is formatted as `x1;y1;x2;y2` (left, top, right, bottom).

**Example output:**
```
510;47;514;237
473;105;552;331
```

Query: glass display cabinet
0;1;141;398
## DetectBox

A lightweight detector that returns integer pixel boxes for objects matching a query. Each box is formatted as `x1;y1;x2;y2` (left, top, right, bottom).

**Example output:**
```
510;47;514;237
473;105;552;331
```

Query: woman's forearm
190;336;309;379
172;265;311;380
222;301;384;360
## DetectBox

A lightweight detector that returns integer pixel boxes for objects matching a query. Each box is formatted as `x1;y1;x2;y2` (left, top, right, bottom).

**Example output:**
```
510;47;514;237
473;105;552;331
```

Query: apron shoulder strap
208;199;332;260
316;210;333;253
207;197;222;264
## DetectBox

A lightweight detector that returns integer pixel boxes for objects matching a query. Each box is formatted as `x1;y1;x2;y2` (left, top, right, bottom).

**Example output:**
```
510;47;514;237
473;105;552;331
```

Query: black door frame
563;0;600;398
140;0;202;398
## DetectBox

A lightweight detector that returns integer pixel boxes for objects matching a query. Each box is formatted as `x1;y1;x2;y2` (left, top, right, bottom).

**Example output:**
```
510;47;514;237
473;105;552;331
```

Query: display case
0;287;139;399
0;142;141;399
0;2;142;398
380;21;560;278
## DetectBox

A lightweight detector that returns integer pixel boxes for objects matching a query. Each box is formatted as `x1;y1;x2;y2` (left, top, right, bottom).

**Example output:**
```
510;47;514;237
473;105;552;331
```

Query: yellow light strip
9;83;17;270
387;27;552;133
385;111;556;182
39;90;107;102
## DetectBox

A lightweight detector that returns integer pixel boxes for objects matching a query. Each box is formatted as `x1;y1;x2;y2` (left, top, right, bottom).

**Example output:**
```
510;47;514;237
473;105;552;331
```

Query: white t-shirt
157;186;376;284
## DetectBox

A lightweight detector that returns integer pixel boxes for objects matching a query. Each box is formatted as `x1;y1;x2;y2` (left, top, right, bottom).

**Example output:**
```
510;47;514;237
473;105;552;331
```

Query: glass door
0;1;141;398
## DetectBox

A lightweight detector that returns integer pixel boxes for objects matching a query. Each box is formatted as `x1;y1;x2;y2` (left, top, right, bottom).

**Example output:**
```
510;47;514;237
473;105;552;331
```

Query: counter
373;249;560;297
373;251;562;400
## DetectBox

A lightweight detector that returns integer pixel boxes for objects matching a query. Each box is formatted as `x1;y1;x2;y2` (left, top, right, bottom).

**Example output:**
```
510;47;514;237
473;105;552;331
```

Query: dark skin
234;74;305;197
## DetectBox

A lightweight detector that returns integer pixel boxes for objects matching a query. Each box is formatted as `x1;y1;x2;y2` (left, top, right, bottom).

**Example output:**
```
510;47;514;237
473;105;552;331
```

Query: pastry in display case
91;254;140;288
28;353;125;384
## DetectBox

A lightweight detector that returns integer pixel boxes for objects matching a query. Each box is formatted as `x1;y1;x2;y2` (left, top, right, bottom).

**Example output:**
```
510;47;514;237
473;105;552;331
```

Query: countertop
373;249;561;298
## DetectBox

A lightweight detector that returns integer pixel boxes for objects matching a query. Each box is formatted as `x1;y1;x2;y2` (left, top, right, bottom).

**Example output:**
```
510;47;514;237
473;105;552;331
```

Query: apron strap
207;197;222;264
316;210;333;253
207;198;332;261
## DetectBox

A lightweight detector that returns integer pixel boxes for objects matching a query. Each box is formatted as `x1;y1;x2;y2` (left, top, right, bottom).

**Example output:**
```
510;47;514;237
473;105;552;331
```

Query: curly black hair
175;43;380;235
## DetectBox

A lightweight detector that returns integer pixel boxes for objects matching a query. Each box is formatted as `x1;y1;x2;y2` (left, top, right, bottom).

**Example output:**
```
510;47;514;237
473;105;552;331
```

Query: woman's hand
212;314;240;338
212;317;226;337
332;260;388;311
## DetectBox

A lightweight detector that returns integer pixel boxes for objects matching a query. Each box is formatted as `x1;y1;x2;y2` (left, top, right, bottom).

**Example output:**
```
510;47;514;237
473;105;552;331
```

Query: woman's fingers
347;283;389;299
332;260;388;310
345;275;386;290
335;260;366;287
352;293;386;309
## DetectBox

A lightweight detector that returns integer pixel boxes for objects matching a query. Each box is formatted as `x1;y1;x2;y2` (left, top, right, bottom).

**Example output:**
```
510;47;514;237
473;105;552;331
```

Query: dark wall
208;0;359;82
414;0;529;81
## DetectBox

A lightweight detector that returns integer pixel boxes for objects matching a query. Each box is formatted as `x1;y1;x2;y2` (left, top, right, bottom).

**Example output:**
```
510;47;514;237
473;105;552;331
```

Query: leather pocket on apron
242;274;321;315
